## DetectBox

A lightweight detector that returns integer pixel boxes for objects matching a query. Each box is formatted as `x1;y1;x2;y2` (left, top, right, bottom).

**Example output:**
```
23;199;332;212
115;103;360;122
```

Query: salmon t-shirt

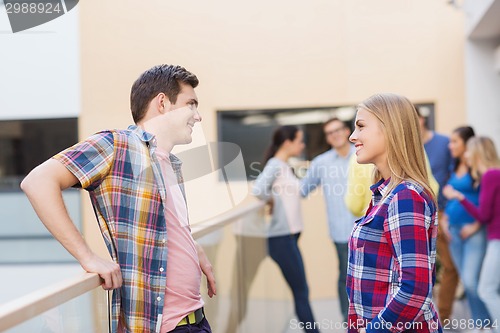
156;149;203;333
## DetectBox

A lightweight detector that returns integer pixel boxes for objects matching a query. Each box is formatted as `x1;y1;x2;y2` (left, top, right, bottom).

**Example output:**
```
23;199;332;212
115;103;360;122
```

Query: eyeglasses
324;126;347;136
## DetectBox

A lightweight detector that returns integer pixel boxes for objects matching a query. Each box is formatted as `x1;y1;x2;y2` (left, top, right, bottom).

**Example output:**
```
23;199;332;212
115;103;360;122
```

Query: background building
463;0;500;147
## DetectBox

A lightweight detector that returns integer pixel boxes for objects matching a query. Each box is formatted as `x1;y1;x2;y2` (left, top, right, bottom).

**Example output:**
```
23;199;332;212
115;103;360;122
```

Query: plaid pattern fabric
346;178;442;333
53;125;186;333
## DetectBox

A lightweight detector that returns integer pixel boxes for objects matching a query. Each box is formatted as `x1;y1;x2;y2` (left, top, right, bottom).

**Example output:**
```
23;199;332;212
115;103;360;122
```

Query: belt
176;308;204;326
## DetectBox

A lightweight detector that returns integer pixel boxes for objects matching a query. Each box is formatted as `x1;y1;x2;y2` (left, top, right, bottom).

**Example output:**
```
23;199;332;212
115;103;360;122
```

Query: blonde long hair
358;93;436;202
467;136;500;186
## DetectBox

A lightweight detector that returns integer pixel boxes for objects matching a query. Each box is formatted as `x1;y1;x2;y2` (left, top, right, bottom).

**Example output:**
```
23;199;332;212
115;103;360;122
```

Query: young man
21;65;215;333
300;118;356;323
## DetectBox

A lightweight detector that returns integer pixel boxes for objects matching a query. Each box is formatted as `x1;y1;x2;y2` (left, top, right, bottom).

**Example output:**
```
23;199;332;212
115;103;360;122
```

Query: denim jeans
478;240;500;331
268;233;319;333
449;225;490;322
334;242;349;322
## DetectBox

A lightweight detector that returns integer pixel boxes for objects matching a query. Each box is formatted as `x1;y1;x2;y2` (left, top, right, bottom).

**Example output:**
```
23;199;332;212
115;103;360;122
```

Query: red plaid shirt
346;178;442;333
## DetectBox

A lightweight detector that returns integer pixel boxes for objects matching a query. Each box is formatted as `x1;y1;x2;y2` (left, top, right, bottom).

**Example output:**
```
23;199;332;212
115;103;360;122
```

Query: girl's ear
281;139;291;149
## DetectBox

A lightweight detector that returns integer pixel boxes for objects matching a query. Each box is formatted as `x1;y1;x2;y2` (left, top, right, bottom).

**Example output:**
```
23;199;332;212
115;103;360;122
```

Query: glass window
0;118;79;264
217;104;434;180
0;118;78;191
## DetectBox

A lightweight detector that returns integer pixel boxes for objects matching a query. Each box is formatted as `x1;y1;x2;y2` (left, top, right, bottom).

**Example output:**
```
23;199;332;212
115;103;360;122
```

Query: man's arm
299;159;321;198
21;159;122;290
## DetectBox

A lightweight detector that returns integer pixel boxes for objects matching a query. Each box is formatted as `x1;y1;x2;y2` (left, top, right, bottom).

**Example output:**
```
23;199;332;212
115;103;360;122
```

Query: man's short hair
323;117;352;132
130;64;199;123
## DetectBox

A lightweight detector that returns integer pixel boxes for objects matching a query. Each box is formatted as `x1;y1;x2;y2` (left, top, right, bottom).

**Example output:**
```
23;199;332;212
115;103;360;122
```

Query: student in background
253;125;320;333
444;136;499;329
300;117;356;322
443;126;491;328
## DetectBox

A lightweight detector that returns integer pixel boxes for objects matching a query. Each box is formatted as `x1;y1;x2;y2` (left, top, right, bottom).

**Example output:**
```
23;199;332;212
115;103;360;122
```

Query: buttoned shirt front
346;178;441;333
54;125;185;333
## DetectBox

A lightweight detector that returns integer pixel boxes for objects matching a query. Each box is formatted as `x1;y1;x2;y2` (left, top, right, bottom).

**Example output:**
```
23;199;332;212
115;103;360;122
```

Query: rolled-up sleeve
52;131;115;190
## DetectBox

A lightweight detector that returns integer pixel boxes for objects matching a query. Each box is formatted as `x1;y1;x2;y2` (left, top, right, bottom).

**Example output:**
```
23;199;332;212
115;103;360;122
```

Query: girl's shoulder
261;158;290;177
389;180;436;209
392;179;424;195
266;157;286;167
483;168;500;179
264;157;289;171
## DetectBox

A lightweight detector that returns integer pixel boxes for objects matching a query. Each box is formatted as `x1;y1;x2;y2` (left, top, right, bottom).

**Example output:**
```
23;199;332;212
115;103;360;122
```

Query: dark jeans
268;233;319;333
167;317;212;333
334;242;349;322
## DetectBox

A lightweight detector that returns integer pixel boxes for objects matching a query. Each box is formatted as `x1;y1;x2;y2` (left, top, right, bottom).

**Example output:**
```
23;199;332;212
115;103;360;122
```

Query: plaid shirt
346;178;442;333
54;125;186;333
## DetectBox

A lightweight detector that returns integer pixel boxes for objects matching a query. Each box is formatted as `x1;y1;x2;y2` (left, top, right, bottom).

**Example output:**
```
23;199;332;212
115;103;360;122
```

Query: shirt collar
169;153;182;166
330;149;339;159
370;177;391;198
128;124;157;147
128;125;182;166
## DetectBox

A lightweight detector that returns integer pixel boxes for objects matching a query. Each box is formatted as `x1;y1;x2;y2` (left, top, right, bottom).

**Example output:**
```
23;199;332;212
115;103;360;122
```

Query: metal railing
0;201;264;332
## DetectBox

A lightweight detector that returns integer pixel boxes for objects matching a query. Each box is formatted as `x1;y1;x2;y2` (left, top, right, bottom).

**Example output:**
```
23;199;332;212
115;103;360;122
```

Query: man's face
324;120;350;149
162;83;201;145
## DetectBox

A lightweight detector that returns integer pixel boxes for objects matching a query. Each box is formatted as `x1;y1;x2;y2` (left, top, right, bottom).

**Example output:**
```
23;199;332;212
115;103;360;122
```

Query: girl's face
449;132;466;159
285;130;305;157
349;108;388;167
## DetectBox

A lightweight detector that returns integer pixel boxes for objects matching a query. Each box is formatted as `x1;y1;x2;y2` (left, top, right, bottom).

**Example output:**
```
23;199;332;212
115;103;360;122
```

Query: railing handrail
0;201;265;332
0;273;102;332
191;201;264;239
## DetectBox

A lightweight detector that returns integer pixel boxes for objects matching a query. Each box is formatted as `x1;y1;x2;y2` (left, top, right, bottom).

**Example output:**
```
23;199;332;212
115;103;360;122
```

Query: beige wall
79;0;466;300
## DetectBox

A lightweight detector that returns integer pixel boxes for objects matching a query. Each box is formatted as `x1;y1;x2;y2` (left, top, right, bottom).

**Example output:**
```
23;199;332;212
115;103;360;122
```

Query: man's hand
81;253;122;290
21;159;122;290
195;242;216;297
